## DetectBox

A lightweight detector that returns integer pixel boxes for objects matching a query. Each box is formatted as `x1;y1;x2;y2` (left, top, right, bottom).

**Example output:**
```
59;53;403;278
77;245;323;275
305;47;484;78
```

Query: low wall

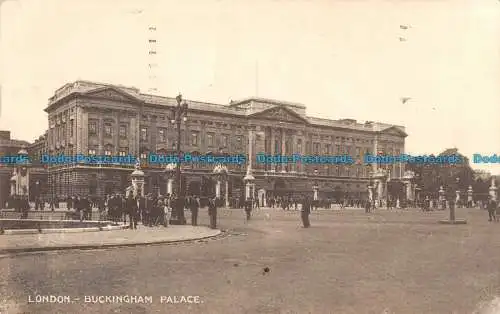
0;219;118;230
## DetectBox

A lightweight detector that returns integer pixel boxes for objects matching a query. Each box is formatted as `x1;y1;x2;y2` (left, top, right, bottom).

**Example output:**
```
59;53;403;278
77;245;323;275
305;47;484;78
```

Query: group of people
88;193;219;230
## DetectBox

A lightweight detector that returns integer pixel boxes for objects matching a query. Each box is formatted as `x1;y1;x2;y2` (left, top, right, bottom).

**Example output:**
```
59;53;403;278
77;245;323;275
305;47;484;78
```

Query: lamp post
313;169;319;202
35;180;40;210
167;94;188;225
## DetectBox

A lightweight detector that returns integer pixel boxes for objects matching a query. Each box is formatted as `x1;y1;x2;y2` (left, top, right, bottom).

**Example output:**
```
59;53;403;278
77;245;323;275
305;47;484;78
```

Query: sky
0;0;499;173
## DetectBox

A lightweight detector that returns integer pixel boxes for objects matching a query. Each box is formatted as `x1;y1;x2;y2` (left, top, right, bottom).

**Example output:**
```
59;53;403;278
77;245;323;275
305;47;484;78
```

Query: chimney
0;130;11;140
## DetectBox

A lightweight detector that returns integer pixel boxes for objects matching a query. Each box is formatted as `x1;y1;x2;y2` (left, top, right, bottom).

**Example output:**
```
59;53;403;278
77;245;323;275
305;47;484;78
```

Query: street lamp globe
165;163;176;174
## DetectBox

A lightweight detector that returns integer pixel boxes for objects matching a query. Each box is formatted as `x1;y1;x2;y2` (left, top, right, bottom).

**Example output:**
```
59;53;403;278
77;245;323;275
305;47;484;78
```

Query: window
89;121;97;135
285;140;292;154
274;139;280;153
140;153;147;159
336;145;341;154
221;135;228;148
345;146;351;155
88;149;96;155
207;133;214;147
355;147;361;157
335;166;340;176
296;139;302;153
119;150;127;157
313;143;320;154
69;120;74;137
104;150;112;156
324;144;331;154
141;127;148;141
119;125;127;138
104;123;112;137
191;132;199;146
61;124;66;138
236;136;243;147
356;168;361;177
158;129;165;142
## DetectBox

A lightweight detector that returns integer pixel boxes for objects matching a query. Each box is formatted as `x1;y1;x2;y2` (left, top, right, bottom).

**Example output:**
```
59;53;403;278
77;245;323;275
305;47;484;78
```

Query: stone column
372;136;378;173
406;182;412;200
216;180;221;198
438;186;445;209
281;129;286;172
98;117;104;155
270;128;276;171
167;179;173;195
113;112;120;154
376;179;383;200
10;177;16;196
225;180;229;207
291;132;297;172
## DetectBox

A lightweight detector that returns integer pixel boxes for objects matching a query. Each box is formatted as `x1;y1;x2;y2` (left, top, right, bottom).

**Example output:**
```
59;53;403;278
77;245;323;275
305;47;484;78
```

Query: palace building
40;80;407;202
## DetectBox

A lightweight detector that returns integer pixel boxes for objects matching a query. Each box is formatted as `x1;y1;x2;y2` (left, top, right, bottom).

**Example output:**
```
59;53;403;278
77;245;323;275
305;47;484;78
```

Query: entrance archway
201;176;215;197
188;180;201;196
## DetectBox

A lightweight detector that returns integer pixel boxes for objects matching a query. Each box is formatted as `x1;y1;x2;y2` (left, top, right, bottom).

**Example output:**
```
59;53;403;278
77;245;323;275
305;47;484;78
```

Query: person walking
208;196;218;229
301;195;311;228
487;196;498;222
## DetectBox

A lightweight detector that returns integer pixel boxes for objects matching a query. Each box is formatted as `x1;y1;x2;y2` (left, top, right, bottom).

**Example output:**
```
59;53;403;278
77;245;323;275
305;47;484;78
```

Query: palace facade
40;80;406;202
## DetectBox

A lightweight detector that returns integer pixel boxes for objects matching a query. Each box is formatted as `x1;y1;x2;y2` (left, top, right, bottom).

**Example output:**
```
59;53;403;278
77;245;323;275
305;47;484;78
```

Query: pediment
380;126;407;137
84;87;142;103
250;106;308;124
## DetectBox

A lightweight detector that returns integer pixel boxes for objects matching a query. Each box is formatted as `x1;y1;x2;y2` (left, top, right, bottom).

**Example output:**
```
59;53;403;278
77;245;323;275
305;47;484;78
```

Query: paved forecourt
0;225;221;253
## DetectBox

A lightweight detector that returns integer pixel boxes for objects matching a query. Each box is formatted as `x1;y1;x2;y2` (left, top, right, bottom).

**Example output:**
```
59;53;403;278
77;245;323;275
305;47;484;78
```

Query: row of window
89;122;243;148
89;121;128;138
50;120;74;143
86;122;401;154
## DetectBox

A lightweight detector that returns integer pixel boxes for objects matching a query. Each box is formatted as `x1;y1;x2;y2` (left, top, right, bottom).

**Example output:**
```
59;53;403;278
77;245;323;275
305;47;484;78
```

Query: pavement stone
0;225;221;253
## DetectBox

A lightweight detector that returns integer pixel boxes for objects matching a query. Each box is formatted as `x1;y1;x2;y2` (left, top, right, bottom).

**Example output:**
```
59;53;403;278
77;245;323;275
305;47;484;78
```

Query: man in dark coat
301;196;311;228
190;195;200;226
244;198;252;220
127;193;139;229
208;196;217;229
487;196;498;222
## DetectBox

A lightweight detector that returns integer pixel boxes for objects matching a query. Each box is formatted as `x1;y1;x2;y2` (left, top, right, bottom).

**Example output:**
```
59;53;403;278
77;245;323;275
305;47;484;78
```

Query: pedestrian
301;196;311;228
487;196;497;222
190;195;200;226
146;194;154;227
244;198;252;220
127;193;138;229
208;196;217;229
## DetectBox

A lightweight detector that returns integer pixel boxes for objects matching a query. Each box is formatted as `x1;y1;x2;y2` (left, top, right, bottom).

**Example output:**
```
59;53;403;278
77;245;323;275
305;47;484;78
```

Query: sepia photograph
0;0;500;313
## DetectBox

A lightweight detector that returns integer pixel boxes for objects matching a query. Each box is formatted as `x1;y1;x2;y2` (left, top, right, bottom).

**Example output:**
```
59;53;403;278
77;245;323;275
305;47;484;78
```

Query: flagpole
255;60;259;97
